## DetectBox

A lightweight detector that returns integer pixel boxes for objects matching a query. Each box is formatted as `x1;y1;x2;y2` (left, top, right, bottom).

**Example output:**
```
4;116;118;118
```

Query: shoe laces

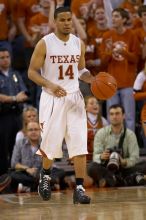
76;185;85;192
42;175;51;190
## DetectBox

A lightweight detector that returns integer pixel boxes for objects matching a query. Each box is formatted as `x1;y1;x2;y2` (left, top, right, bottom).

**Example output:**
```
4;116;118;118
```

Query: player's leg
38;92;66;200
73;155;91;204
66;91;91;204
38;157;53;200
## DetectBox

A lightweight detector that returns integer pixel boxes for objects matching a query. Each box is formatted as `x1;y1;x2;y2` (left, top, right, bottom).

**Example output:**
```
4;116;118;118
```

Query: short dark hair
108;104;125;114
138;5;146;17
54;6;71;19
0;47;10;53
112;8;130;24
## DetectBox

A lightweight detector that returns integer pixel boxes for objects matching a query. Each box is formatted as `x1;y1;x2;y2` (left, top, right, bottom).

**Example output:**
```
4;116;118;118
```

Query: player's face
109;107;125;126
55;12;72;35
86;97;100;115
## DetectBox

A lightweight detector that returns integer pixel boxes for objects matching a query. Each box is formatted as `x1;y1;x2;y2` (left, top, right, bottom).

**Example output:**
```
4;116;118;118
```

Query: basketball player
28;7;94;204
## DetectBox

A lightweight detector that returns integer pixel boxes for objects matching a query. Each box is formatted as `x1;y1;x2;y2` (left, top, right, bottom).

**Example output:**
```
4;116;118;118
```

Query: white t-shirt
133;71;146;91
15;131;24;144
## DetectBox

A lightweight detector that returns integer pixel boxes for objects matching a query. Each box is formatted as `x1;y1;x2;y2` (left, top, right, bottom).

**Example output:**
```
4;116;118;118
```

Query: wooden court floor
0;186;146;220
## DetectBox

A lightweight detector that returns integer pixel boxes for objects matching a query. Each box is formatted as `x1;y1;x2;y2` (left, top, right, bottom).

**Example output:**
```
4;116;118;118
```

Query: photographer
88;104;146;187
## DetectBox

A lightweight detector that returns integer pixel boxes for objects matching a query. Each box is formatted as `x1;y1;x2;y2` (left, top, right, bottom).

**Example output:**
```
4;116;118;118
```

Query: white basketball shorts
37;90;88;159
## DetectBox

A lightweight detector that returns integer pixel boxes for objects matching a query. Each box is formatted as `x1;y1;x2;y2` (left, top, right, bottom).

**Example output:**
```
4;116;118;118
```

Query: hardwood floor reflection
0;187;146;220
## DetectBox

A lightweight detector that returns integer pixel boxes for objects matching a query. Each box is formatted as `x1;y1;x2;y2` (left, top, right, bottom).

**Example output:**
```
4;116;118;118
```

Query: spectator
0;47;28;175
86;6;109;75
9;0;26;71
135;5;146;72
88;104;146;187
120;0;142;13
17;0;41;106
0;0;16;54
99;8;139;131
85;96;108;162
28;0;54;45
15;106;38;143
11;121;42;192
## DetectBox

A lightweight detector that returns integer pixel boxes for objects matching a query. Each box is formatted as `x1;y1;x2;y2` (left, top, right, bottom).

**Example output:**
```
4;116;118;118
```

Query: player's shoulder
42;32;55;41
70;33;81;47
70;33;81;42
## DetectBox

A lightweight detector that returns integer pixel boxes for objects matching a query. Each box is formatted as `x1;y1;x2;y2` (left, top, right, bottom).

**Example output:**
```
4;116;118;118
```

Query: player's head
54;7;72;35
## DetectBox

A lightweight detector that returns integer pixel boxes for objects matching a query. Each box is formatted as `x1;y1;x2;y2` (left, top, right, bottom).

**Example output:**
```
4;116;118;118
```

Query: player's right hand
51;84;67;97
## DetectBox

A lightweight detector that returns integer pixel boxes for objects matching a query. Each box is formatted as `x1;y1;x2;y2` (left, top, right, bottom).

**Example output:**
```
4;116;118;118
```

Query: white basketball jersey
41;33;81;93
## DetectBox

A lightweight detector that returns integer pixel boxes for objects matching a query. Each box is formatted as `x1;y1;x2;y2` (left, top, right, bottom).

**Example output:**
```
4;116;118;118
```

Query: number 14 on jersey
58;65;74;80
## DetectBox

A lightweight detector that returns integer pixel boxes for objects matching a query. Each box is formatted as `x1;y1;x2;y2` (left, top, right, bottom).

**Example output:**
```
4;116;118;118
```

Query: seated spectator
15;106;38;143
88;104;146;187
11;121;67;192
10;121;42;192
85;96;108;162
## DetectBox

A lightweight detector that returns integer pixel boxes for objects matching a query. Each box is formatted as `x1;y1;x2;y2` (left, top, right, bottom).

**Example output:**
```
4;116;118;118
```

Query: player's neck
55;31;70;42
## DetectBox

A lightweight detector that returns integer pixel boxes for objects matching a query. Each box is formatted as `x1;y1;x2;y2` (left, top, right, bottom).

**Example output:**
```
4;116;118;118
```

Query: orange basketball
91;72;117;100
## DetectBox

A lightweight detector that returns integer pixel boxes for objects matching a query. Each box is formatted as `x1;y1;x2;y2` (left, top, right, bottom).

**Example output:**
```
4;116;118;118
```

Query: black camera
125;172;146;186
106;147;121;172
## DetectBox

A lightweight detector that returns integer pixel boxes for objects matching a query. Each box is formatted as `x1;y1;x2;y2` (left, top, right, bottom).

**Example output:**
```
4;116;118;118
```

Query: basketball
91;72;117;100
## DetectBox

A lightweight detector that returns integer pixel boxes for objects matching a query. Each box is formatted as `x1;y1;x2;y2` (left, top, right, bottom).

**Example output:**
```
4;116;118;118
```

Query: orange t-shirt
134;27;146;71
120;1;142;13
86;26;109;75
29;13;52;37
17;0;40;31
0;0;10;40
9;0;21;35
100;28;139;88
71;0;90;17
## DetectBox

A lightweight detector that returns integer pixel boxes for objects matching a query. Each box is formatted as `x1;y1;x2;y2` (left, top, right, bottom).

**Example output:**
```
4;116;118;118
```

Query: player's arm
28;39;66;97
78;40;94;84
28;39;51;87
